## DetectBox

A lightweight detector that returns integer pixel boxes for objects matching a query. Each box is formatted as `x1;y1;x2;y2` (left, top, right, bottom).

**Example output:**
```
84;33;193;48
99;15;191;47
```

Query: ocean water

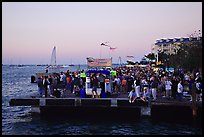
2;65;202;135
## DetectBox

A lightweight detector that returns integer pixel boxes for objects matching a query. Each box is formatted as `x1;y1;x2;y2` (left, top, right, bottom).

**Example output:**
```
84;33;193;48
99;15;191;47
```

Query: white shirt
142;79;148;87
60;74;64;82
177;83;183;93
116;78;121;85
196;82;201;90
184;74;189;81
165;80;172;90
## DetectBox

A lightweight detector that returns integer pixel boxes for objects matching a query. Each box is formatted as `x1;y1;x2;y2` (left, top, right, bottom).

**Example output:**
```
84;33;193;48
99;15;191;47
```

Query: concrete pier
150;100;202;125
9;98;145;120
9;97;202;123
9;98;148;107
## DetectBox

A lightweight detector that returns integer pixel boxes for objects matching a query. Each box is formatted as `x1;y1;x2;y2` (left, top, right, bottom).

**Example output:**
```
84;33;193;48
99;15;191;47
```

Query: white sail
50;46;56;66
46;46;60;73
35;46;60;80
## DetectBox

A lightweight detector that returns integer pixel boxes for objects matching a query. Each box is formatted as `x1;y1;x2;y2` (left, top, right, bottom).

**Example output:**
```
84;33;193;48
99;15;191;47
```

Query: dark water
2;65;202;135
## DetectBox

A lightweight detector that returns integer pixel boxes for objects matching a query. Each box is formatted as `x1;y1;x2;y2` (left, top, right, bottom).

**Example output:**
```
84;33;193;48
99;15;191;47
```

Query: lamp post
167;58;169;72
154;50;159;63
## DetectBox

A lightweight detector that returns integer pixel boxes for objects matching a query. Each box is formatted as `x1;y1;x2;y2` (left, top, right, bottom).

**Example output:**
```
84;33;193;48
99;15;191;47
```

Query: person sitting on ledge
141;87;150;102
128;87;137;103
53;88;61;98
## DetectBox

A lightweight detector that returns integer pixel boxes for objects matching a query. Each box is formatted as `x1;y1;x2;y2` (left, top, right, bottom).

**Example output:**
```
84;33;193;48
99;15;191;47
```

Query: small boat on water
17;64;24;67
68;64;75;67
57;65;70;68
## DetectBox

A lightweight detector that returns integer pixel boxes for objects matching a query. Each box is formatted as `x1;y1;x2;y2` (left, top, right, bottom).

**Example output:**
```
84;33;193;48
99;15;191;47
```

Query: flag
101;43;110;47
109;47;117;50
101;42;110;47
101;43;106;46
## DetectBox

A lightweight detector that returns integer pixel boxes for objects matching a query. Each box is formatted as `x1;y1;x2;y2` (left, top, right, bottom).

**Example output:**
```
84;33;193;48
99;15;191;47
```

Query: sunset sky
2;2;202;65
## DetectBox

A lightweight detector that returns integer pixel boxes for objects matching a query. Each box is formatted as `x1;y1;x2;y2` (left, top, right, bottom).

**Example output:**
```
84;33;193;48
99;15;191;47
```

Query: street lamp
167;58;169;72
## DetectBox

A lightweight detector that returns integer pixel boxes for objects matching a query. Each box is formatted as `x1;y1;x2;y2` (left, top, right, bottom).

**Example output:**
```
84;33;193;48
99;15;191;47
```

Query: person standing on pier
48;75;53;97
134;76;141;99
62;72;67;91
42;76;49;97
98;73;105;93
165;77;172;99
189;75;195;101
121;76;127;93
53;75;58;93
80;70;86;88
127;73;134;94
91;74;99;98
65;72;72;92
171;76;180;99
60;72;65;88
177;80;183;101
195;78;202;101
73;73;80;96
37;76;43;97
115;75;121;93
60;72;63;82
150;76;158;101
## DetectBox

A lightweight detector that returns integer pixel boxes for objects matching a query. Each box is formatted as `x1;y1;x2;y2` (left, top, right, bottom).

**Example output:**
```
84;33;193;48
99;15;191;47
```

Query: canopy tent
86;70;110;75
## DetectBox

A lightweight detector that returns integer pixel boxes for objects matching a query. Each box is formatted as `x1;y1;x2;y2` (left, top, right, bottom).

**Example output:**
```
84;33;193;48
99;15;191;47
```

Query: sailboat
31;46;60;83
46;46;60;72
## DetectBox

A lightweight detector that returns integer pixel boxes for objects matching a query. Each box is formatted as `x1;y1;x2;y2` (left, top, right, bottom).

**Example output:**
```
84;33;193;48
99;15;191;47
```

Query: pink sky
2;2;202;65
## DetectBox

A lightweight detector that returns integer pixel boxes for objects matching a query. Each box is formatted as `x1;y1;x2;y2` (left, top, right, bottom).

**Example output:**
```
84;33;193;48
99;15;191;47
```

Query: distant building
151;36;202;55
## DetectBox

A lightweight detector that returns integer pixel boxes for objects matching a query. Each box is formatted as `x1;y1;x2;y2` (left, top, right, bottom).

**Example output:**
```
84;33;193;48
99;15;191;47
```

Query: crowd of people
36;65;202;103
110;65;202;102
37;69;86;98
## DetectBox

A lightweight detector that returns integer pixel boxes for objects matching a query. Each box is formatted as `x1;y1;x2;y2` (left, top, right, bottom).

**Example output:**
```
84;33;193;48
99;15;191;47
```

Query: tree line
145;39;202;72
